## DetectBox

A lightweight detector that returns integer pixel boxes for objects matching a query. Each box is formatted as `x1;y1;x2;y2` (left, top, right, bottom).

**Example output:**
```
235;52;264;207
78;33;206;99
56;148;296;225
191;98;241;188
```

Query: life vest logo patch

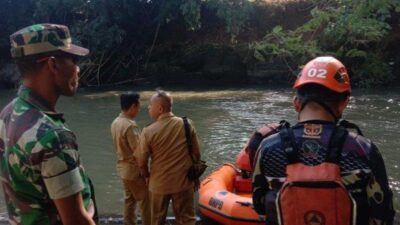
303;124;322;138
304;210;325;225
301;140;320;159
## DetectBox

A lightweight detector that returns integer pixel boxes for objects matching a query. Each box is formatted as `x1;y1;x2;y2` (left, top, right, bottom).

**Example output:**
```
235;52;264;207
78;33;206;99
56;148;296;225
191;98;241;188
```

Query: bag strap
338;120;363;136
278;120;291;130
280;127;299;164
281;124;348;165
182;117;195;163
326;126;348;163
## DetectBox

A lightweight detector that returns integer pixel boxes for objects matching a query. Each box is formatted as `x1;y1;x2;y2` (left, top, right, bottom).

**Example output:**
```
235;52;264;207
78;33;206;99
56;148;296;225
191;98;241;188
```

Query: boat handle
235;201;252;207
201;178;212;186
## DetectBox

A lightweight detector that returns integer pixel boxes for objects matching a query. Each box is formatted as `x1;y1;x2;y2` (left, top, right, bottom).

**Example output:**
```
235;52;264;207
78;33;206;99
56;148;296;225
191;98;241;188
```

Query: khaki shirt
111;113;141;180
137;113;200;194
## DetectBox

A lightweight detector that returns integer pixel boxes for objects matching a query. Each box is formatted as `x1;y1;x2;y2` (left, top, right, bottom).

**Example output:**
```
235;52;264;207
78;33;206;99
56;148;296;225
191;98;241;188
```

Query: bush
251;0;400;87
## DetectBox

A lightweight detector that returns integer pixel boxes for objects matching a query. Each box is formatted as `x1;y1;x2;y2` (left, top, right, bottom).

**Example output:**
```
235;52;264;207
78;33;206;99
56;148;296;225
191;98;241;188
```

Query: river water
0;86;399;216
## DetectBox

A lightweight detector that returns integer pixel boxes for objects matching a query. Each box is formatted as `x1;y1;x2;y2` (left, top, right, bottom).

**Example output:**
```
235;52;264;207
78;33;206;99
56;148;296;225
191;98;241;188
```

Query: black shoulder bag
182;117;208;180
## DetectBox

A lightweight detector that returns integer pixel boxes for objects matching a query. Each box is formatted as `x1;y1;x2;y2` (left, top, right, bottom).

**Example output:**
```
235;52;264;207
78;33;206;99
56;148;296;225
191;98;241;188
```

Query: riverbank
99;216;201;225
0;214;397;225
97;214;400;225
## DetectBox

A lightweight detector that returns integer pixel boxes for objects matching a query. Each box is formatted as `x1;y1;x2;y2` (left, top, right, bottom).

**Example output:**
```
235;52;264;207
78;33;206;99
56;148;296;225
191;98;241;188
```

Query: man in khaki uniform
136;90;201;225
111;92;150;225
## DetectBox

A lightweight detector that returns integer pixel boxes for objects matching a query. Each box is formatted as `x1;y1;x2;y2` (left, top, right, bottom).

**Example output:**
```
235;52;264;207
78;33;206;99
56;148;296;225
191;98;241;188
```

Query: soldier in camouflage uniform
0;24;97;225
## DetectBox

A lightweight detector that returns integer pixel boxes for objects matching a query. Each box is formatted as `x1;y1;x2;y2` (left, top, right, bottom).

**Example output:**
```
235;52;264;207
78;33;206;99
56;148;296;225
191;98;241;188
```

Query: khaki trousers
122;179;151;225
150;188;196;225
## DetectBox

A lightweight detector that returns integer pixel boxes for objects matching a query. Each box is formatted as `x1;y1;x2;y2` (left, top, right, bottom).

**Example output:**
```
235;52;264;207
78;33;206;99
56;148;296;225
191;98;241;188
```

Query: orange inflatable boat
199;160;265;225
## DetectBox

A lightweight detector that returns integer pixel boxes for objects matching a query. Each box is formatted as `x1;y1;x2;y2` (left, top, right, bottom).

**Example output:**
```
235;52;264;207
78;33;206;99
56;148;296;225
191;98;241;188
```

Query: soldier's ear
47;56;58;73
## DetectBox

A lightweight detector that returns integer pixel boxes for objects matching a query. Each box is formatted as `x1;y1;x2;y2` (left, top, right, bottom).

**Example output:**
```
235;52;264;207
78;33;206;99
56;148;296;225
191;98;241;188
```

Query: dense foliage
253;0;400;87
0;0;399;87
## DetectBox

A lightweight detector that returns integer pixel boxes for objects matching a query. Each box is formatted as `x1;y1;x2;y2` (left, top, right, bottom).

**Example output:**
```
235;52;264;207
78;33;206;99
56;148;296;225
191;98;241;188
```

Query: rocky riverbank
0;208;399;224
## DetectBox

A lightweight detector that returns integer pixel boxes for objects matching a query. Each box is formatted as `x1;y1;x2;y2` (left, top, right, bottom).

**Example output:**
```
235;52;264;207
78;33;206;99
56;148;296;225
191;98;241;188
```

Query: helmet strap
300;98;340;123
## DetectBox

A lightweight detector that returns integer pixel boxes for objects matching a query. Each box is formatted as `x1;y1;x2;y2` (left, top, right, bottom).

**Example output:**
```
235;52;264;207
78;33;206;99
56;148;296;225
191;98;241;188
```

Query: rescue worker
111;92;150;225
136;89;201;225
252;56;395;225
0;24;96;225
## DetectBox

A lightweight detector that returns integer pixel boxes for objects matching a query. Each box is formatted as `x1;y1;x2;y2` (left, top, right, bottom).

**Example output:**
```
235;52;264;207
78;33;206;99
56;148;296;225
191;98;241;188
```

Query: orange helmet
293;56;351;93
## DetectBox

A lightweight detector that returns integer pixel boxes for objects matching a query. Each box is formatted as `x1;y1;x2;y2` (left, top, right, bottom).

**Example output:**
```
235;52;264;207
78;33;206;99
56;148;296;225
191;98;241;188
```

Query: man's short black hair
296;84;349;109
120;92;140;111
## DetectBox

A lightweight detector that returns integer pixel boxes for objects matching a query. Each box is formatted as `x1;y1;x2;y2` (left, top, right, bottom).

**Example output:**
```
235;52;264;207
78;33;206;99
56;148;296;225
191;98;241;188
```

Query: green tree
206;0;258;42
0;0;35;57
252;0;400;87
304;0;399;86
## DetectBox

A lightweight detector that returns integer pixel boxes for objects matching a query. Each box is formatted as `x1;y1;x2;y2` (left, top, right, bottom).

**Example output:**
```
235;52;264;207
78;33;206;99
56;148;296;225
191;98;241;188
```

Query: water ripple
0;87;399;213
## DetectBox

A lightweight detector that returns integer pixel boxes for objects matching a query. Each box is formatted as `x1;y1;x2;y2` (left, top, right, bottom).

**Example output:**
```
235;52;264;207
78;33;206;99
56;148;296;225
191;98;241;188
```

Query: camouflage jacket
0;86;92;225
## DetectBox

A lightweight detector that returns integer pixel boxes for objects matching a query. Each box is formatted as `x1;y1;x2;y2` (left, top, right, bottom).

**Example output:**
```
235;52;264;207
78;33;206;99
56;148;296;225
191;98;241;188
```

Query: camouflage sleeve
126;125;140;154
367;143;395;225
252;147;268;215
40;129;84;200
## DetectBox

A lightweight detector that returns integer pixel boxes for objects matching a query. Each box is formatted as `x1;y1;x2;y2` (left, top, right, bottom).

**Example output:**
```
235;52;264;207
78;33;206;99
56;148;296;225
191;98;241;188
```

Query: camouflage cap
10;23;89;58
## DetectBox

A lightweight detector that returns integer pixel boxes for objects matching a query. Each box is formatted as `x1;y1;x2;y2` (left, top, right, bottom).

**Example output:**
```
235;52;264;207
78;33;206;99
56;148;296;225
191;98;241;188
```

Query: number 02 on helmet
293;56;351;94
